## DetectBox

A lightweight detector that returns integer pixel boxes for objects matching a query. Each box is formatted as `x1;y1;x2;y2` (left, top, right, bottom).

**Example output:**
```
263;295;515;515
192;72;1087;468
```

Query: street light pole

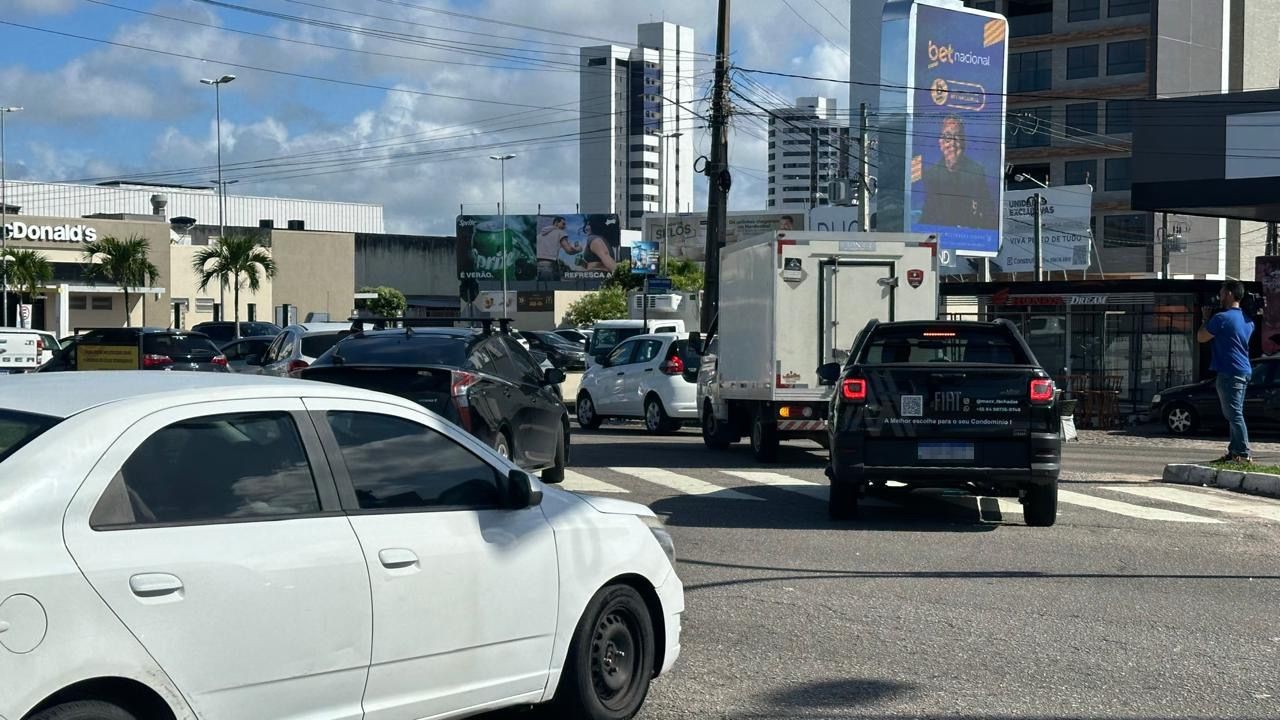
1;106;22;328
489;154;517;319
659;131;683;275
201;75;236;319
1016;173;1049;281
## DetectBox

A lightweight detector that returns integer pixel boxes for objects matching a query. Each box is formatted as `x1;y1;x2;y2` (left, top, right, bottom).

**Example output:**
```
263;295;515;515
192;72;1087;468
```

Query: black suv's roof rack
346;316;513;337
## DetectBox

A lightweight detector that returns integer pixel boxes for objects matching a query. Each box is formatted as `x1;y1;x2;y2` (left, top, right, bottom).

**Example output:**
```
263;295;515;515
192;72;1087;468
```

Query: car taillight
36;339;43;352
143;354;173;368
287;359;309;376
659;354;685;375
451;370;481;431
211;355;228;367
841;378;867;402
1030;378;1055;404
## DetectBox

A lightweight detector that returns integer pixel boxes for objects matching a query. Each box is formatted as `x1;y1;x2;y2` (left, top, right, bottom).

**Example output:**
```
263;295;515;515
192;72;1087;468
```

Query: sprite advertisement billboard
456;213;621;284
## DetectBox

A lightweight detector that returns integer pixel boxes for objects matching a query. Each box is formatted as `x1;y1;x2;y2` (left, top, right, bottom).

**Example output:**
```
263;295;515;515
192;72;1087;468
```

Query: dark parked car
523;330;587;371
218;335;277;373
301;324;569;481
38;328;228;372
1153;357;1280;435
190;321;284;345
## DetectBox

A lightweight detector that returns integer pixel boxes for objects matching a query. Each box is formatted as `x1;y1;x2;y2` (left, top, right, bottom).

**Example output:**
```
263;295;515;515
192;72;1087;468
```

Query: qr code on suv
901;395;923;417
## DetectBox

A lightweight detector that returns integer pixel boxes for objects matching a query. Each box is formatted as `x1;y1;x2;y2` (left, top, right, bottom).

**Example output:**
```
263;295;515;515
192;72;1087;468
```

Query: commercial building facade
767;97;852;211
580;22;697;230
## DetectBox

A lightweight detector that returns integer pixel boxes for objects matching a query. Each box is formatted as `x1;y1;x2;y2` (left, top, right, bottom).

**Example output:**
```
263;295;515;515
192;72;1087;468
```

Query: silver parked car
248;323;353;377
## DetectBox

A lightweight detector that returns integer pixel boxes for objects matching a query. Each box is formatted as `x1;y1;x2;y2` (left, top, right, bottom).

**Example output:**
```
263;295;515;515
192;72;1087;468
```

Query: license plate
918;442;974;461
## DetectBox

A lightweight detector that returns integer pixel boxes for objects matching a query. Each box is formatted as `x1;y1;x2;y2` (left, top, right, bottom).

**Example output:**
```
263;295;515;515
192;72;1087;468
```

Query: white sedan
576;333;698;434
0;373;681;720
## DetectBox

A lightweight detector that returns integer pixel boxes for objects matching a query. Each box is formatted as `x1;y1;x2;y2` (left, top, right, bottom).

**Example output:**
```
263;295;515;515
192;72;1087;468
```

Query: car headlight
1152;394;1162;405
641;515;676;565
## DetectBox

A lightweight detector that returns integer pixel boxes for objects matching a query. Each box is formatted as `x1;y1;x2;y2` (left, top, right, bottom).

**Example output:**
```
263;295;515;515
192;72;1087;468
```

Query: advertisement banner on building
474;290;516;316
807;206;862;232
995;185;1093;273
629;240;660;275
906;3;1007;257
644;211;805;265
456;214;620;283
516;290;554;312
1256;256;1280;356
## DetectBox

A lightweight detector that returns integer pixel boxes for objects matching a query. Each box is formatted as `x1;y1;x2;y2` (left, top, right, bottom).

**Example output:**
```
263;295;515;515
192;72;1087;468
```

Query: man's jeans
1215;373;1252;458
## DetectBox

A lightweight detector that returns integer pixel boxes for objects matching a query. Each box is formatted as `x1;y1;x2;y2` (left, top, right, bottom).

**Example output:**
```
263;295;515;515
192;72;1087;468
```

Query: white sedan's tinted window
327;411;502;510
91;412;321;528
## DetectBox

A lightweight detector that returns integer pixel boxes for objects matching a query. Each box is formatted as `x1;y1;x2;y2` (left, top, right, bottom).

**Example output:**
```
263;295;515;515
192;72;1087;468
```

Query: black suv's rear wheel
829;479;859;521
1023;484;1058;527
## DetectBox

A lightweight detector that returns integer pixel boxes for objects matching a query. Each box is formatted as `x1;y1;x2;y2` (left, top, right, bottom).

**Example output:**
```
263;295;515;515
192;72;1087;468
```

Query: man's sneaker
1215;452;1236;463
1233;455;1254;465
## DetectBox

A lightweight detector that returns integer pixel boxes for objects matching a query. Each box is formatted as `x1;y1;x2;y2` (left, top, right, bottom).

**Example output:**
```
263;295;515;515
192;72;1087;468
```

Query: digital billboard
456;213;621;284
903;2;1007;257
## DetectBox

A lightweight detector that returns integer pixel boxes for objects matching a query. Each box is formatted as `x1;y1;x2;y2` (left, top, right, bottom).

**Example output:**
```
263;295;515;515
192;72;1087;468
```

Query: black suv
190;321;284;345
39;328;228;372
301;320;569;482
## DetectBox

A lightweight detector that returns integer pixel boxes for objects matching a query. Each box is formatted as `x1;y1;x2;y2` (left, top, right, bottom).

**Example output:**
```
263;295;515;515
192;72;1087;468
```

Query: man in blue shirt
1197;281;1255;463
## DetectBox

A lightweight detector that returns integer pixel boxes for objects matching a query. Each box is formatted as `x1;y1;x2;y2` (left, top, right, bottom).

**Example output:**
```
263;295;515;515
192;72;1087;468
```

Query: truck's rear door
850;324;1043;466
821;260;894;365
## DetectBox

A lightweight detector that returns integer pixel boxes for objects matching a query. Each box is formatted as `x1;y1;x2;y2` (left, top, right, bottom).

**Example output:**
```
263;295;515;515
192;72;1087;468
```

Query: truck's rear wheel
750;412;780;463
829;479;859;521
1023;484;1058;527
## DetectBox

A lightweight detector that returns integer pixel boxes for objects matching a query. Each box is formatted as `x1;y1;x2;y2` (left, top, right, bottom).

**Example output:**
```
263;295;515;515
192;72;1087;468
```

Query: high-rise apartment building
580;23;696;230
851;0;1277;278
767;97;852;210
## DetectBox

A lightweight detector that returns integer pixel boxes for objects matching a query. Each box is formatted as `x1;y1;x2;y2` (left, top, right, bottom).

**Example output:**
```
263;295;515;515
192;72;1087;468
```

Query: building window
91;296;113;311
1104;157;1132;192
1064;159;1097;187
196;298;215;314
1008;164;1050;189
587;57;607;67
1109;0;1149;17
1103;213;1150;248
1066;45;1099;79
782;186;809;192
768;188;775;195
783;151;808;157
630;194;648;202
1068;0;1100;21
1106;99;1134;134
70;295;87;310
628;178;658;186
1007;0;1053;37
1008;107;1052;148
1009;50;1052;92
1065;102;1099;137
768;200;776;207
1107;40;1147;76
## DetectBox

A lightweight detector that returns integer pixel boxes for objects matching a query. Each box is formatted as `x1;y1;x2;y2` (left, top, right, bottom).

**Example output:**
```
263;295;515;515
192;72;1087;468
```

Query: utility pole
1161;212;1171;278
858;102;870;231
1267;221;1278;256
1032;192;1043;281
700;0;731;337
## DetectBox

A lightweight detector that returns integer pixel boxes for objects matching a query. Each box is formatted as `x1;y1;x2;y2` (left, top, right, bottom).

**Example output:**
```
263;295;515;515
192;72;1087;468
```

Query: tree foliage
4;249;53;303
82;234;162;323
563;286;628;327
358;286;408;317
191;232;278;331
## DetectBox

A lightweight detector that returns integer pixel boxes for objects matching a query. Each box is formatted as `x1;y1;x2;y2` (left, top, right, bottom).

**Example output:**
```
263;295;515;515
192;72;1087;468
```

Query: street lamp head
489;154;517;161
1;107;22;113
1015;173;1050;189
200;76;236;86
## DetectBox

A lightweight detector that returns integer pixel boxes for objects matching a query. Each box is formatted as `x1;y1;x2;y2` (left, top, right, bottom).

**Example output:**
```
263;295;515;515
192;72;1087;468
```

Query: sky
0;0;853;235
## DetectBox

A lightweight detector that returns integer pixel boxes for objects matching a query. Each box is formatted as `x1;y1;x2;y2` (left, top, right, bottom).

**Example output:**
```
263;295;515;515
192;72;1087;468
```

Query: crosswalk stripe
718;470;827;501
1104;486;1280;523
1057;489;1223;523
560;470;629;494
608;467;763;501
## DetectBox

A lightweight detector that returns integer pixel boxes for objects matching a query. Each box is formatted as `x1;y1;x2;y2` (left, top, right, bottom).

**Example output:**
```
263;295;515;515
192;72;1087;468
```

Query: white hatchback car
576;333;697;434
0;373;681;720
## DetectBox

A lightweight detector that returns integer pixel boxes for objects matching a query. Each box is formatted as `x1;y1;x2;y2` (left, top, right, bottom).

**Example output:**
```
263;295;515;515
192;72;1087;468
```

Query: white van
0;329;45;373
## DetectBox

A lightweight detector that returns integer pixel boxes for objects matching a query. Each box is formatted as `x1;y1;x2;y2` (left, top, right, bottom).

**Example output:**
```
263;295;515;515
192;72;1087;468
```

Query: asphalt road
497;424;1280;720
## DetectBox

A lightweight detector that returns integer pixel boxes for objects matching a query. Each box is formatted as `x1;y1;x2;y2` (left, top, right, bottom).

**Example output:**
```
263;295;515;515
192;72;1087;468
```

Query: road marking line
560;470;629;494
718;470;827;501
608;467;763;501
1104;486;1280;523
1057;489;1223;523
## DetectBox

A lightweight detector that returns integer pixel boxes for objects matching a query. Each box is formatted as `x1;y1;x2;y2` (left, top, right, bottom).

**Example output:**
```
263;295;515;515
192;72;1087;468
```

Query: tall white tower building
767;97;851;210
580;22;696;230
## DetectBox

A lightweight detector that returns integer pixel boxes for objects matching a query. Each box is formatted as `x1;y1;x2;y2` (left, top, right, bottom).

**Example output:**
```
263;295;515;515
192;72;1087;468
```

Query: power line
782;0;849;59
812;0;850;31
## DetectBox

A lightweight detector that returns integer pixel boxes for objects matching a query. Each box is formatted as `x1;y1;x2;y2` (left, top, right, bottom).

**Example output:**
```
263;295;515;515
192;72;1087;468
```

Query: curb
1162;463;1280;500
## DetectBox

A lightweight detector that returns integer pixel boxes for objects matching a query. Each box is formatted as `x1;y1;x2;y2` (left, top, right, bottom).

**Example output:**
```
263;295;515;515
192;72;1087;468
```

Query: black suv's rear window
0;410;60;463
143;334;218;357
858;325;1030;365
323;334;470;367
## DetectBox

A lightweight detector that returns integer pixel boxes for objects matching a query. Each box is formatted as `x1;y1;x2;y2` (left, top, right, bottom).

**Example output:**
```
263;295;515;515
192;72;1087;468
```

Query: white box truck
697;231;940;461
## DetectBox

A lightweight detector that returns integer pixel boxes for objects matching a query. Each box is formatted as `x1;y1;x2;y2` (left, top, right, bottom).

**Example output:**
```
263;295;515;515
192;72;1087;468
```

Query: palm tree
82;235;161;325
192;232;278;337
4;248;53;306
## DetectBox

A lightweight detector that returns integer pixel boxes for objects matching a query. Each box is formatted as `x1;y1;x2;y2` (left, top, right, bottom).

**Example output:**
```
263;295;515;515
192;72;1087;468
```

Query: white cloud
13;0;76;14
2;0;849;234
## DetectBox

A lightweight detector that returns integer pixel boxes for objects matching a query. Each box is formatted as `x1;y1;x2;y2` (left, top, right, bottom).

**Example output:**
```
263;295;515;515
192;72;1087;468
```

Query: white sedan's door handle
129;573;184;598
378;548;419;570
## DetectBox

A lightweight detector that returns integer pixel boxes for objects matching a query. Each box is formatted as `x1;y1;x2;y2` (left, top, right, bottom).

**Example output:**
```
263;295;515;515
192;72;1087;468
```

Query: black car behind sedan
1153;357;1280;435
523;330;587;371
301;325;568;481
38;328;228;372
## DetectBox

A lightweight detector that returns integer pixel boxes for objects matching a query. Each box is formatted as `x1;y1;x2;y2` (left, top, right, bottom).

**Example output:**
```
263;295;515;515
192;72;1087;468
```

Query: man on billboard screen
908;3;1007;257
